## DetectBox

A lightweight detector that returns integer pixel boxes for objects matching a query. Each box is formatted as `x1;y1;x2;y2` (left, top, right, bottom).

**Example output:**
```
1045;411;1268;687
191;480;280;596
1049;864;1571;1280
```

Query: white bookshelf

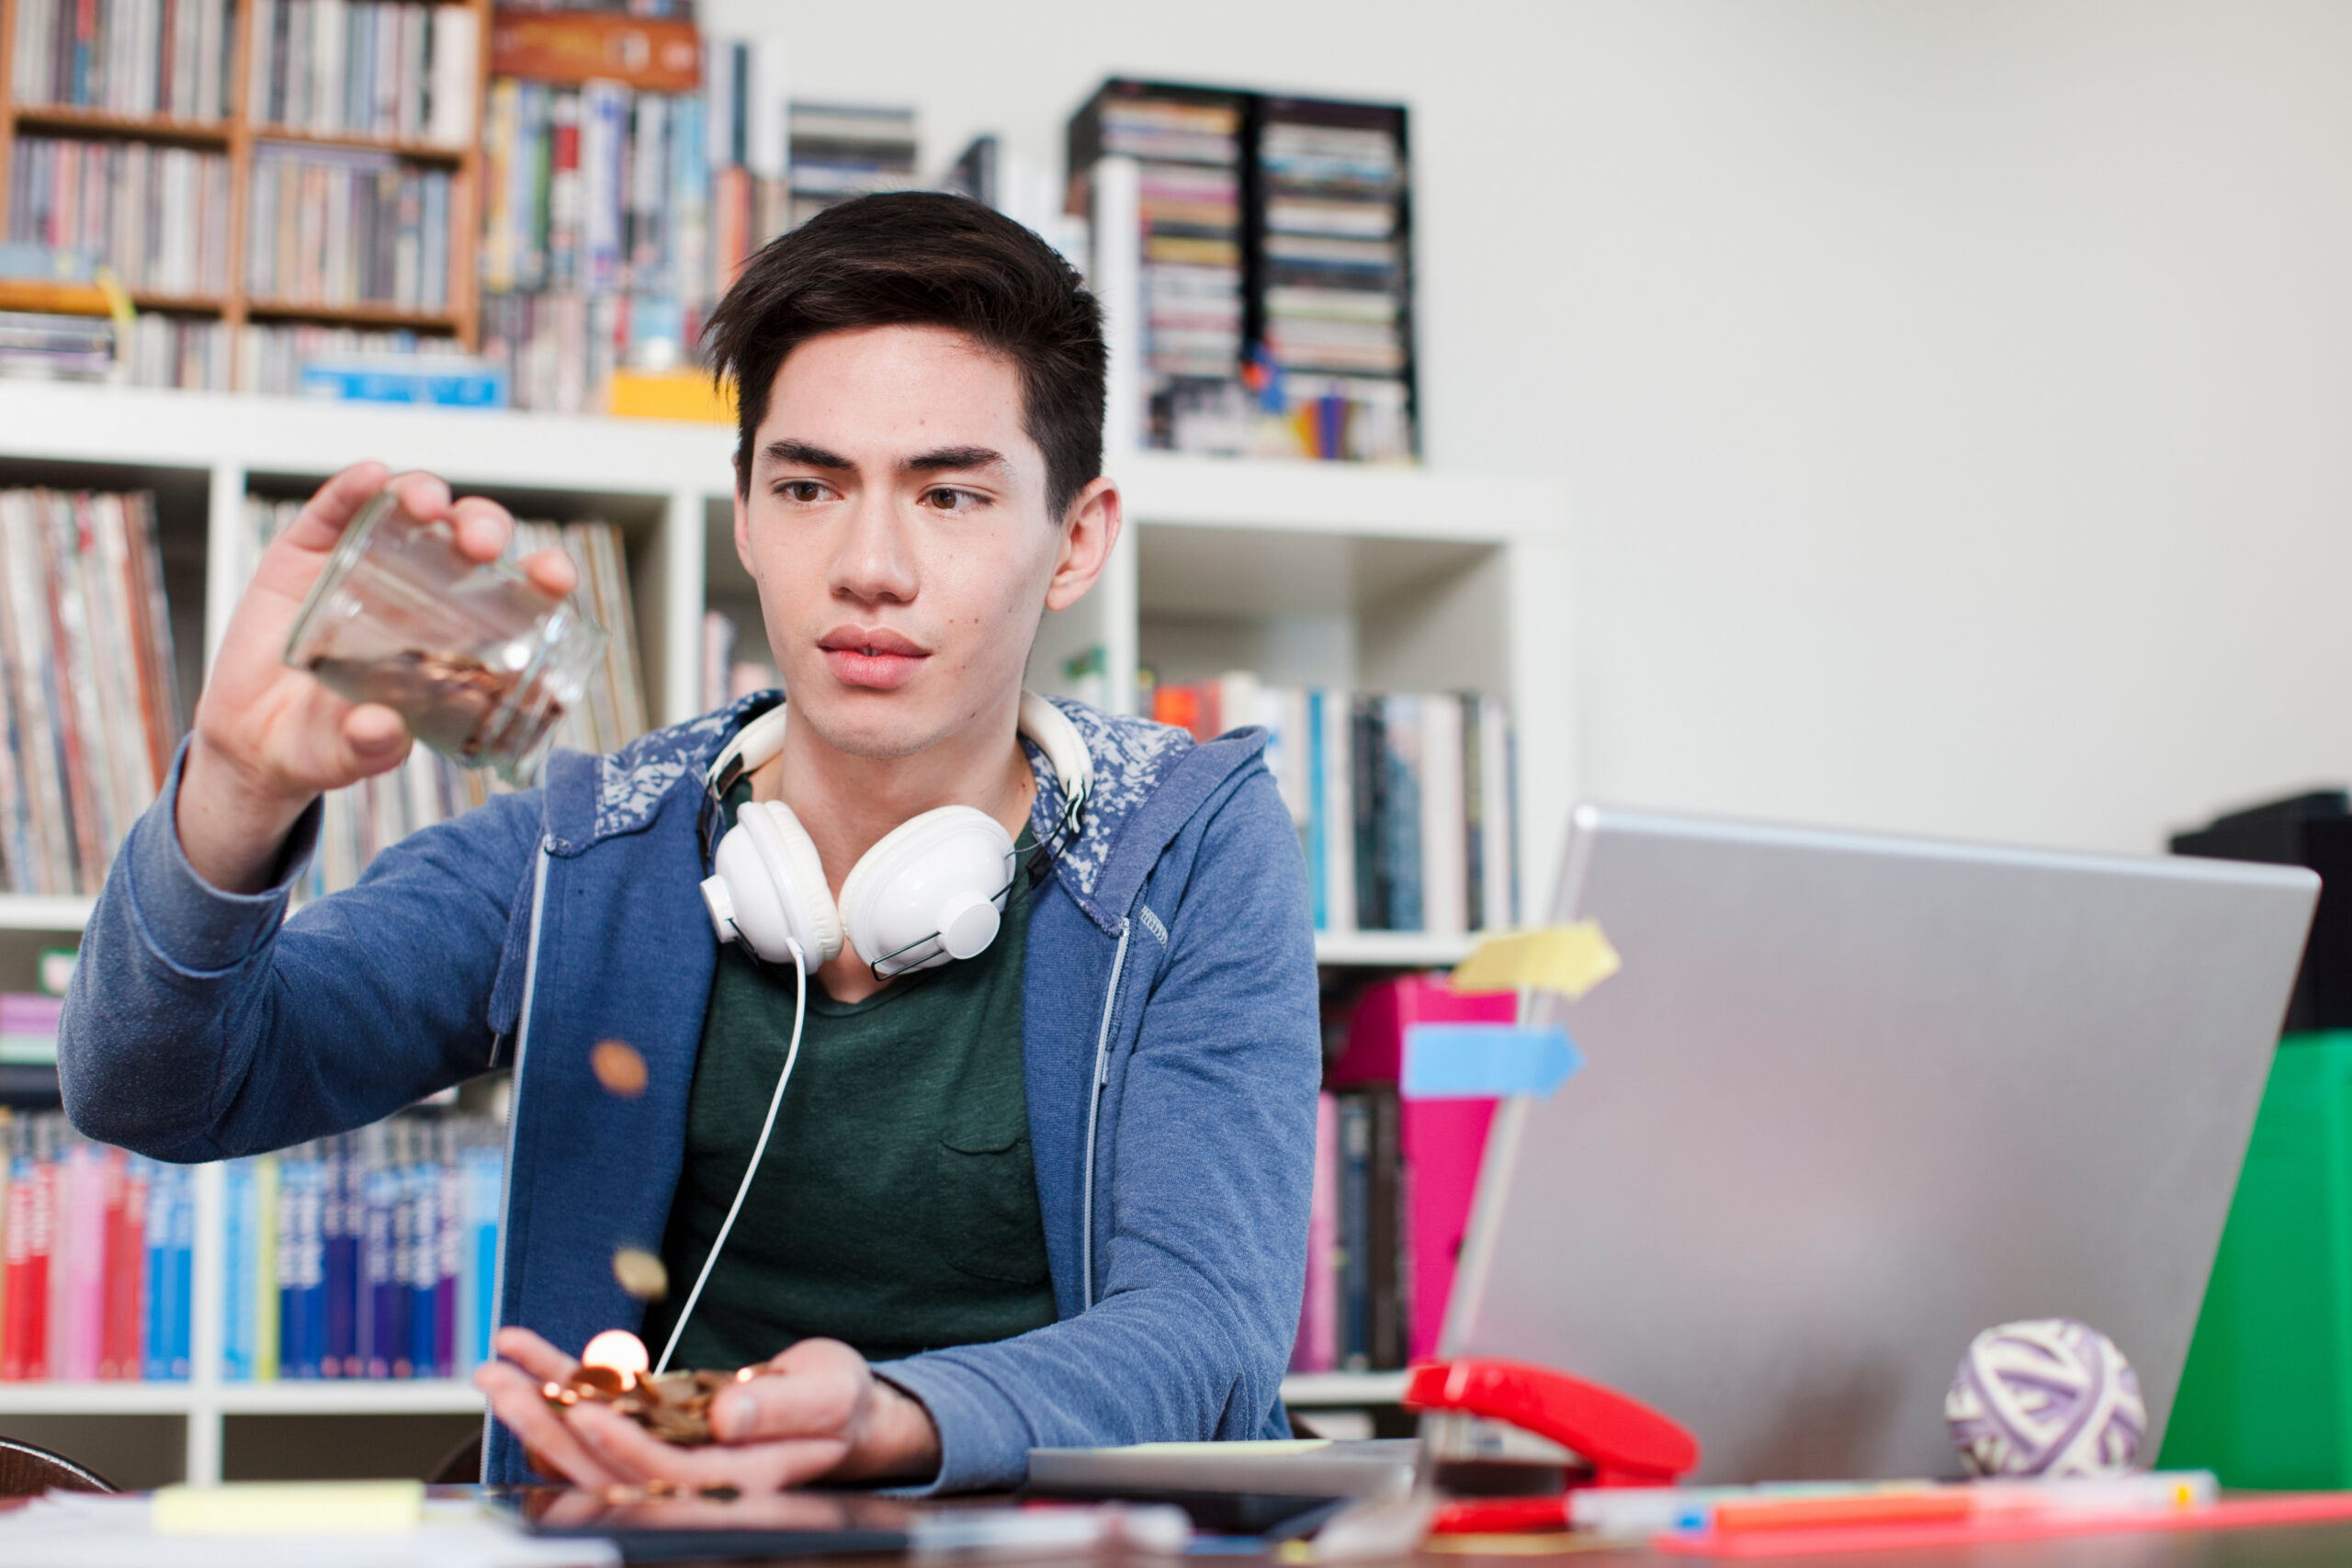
0;376;1574;950
0;189;1570;1476
1278;1371;1413;1407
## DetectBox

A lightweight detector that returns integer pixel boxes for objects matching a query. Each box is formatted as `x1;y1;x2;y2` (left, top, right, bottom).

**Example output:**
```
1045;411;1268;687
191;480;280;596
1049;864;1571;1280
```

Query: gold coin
611;1247;669;1301
591;1040;649;1098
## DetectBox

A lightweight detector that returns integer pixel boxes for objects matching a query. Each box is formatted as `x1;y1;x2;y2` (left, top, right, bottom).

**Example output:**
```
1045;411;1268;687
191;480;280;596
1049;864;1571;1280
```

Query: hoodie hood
544;692;1263;936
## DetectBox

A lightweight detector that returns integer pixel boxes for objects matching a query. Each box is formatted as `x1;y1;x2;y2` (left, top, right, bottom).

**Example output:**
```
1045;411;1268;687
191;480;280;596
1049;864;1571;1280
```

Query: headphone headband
705;692;1093;810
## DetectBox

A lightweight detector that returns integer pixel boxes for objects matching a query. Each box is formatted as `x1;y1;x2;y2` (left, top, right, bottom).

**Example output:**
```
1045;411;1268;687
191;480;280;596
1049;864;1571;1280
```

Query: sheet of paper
155;1480;423;1534
0;1495;614;1568
1449;921;1622;1000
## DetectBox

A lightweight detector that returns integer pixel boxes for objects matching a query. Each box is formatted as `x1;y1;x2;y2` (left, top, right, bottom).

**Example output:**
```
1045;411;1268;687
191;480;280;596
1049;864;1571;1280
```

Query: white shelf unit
0;231;1568;1472
1277;1371;1413;1407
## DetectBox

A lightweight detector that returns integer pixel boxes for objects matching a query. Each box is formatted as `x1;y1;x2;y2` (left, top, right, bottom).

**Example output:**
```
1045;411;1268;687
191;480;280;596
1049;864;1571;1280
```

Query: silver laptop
1442;803;2317;1483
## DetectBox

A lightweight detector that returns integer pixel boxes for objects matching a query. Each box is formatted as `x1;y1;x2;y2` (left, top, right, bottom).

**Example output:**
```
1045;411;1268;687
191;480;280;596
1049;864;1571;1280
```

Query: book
1142;675;1517;935
1067;81;1248;455
7;138;232;297
1364;1085;1404;1369
1068;80;1419;462
296;355;509;405
0;994;62;1064
0;488;184;896
488;10;698;92
100;1149;143;1379
1291;1092;1340;1373
1335;1092;1370;1370
248;0;478;146
222;1158;254;1380
243;144;452;311
786;100;917;229
8;0;234;116
1329;975;1514;1361
476;69;726;413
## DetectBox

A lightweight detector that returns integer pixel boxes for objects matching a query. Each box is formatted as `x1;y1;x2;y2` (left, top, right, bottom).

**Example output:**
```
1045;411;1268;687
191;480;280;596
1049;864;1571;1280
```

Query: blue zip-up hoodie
58;694;1320;1490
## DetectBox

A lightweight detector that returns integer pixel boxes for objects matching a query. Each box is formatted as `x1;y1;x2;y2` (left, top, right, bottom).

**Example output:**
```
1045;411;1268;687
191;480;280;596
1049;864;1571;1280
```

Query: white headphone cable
654;934;806;1376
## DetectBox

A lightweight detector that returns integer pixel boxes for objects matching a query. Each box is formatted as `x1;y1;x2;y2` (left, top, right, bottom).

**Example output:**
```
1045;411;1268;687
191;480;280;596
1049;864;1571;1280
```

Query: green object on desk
2163;1032;2352;1488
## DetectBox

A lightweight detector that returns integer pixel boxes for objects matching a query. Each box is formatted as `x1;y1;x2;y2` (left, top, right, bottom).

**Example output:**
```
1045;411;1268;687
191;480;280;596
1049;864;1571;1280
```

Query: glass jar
283;489;606;784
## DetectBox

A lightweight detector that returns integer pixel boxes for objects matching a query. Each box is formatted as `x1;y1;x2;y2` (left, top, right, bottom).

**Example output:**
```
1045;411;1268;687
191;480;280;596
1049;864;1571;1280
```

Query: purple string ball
1944;1317;2146;1478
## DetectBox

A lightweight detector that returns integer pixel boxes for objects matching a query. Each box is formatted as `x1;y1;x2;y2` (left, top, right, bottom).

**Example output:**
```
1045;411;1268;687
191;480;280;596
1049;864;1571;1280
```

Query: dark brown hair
704;191;1106;519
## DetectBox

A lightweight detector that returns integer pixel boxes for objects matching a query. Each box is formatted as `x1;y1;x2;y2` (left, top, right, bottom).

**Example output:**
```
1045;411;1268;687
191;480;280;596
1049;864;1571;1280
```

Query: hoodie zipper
1080;917;1132;1312
481;837;551;1472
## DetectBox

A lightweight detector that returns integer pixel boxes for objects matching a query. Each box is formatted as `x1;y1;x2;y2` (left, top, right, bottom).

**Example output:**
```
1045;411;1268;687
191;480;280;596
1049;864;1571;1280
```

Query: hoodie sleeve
59;739;545;1162
876;759;1321;1491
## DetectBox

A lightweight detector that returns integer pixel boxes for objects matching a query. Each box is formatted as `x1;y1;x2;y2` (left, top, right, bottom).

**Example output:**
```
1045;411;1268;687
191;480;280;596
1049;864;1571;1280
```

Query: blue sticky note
1402;1023;1584;1100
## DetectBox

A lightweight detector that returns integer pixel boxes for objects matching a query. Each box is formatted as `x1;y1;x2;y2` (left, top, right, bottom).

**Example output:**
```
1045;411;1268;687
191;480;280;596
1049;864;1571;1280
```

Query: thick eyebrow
762;439;854;471
904;446;1010;476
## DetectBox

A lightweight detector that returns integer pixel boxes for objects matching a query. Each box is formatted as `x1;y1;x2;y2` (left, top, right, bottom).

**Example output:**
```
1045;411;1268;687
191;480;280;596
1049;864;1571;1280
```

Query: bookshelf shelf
1314;931;1479;969
0;1380;484;1416
6;106;235;148
128;291;230;316
242;301;466;331
0;1381;202;1415
0;895;95;931
249;127;469;164
213;1380;485;1416
1278;1371;1411;1406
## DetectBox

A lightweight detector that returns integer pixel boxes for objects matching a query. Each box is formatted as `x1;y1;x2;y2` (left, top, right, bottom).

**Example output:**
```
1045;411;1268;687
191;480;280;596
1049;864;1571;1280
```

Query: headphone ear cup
837;806;1015;975
738;800;844;965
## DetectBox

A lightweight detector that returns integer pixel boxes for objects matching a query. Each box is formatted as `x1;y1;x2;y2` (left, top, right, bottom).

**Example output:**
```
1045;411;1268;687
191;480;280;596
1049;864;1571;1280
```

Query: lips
819;626;929;691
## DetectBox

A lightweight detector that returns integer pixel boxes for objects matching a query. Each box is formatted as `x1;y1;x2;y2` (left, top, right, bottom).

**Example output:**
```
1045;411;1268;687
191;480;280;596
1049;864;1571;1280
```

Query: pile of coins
542;1364;744;1447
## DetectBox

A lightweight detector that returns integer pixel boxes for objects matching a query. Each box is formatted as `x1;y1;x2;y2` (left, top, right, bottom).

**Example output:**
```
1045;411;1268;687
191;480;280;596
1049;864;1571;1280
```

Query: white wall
733;0;2352;856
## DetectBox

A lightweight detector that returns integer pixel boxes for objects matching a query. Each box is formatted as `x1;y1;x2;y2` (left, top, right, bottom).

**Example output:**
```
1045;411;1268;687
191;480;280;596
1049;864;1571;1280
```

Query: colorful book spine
1336;1094;1370;1371
435;1130;461;1377
277;1145;324;1378
100;1149;144;1379
325;1134;358;1377
1142;678;1516;936
463;1140;502;1371
222;1158;252;1381
361;1131;398;1378
1291;1092;1340;1373
0;1124;42;1379
254;1154;279;1381
58;1141;105;1379
143;1159;180;1379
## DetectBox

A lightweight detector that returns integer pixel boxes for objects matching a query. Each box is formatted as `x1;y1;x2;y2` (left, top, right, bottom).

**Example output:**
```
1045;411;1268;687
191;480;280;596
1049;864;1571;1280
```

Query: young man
59;193;1320;1492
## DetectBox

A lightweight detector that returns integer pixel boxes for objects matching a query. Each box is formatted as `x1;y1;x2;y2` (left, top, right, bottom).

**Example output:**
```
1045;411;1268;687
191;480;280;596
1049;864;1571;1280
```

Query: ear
1045;477;1122;613
733;474;756;581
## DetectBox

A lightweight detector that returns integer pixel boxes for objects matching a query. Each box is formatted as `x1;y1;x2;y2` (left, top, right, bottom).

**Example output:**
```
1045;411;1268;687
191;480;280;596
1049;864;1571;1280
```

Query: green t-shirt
640;785;1057;1370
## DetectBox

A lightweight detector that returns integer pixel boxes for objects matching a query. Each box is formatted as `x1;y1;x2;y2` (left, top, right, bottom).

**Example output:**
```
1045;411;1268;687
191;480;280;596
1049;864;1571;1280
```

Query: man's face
735;323;1072;761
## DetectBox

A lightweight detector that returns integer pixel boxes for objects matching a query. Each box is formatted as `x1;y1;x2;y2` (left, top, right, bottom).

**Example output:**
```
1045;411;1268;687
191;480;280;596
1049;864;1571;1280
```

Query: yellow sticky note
153;1480;424;1535
1450;921;1622;1000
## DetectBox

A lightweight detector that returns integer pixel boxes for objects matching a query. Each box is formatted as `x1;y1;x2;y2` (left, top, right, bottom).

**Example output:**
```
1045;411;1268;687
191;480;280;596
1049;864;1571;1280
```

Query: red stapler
1403;1357;1701;1534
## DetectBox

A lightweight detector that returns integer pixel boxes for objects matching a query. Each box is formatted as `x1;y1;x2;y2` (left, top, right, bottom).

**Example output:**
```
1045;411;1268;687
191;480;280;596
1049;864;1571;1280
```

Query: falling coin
581;1328;650;1390
612;1247;669;1301
591;1040;648;1098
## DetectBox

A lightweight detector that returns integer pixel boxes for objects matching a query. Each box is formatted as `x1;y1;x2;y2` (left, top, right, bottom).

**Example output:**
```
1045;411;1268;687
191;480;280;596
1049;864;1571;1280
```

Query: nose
828;490;918;607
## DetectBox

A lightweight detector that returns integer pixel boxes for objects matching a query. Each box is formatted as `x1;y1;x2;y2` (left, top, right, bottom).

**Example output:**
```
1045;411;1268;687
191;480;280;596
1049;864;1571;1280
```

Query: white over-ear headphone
697;690;1092;978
